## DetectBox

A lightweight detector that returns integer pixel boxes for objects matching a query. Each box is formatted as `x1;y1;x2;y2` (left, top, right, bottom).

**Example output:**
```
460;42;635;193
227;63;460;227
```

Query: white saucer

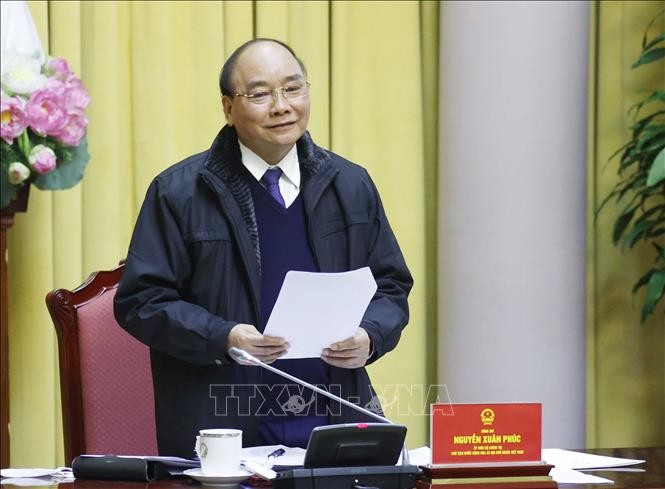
183;468;252;487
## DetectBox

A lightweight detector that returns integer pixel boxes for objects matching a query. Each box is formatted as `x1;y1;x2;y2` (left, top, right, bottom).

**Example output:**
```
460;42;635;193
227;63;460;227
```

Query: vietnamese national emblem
480;408;496;425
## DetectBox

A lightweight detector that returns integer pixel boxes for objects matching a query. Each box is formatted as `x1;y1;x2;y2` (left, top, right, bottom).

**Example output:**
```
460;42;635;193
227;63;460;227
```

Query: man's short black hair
219;38;308;96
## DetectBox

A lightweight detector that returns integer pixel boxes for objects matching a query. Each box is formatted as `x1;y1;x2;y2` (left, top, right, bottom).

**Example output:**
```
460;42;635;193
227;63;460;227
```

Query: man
114;38;412;457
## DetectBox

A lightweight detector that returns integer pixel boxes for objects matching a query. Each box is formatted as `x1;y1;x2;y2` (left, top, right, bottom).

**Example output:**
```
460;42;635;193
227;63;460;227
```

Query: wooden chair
46;262;158;463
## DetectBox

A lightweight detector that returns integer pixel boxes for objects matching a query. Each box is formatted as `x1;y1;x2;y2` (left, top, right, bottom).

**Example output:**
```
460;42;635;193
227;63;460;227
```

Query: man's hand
227;324;289;364
321;328;371;369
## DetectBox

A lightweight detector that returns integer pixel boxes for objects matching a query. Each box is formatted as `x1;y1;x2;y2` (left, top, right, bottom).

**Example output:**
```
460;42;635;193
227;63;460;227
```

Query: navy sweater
250;178;330;447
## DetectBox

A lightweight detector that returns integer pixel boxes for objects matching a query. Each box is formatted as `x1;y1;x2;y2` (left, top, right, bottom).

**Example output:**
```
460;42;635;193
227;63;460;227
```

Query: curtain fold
329;0;430;445
9;0;436;466
254;1;330;147
420;0;439;391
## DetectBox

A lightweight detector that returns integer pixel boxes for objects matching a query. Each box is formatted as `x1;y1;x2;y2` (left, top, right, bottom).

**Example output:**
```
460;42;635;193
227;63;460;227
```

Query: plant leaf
623;219;657;248
641;11;665;50
617;175;647;201
630;90;665;114
630;111;665;138
633;269;654;293
0;163;19;209
613;205;637;244
32;135;89;190
632;47;665;68
641;268;665;323
640;204;665;221
644;32;665;51
646;147;665;186
648;227;665;239
655;242;665;261
638;124;665;138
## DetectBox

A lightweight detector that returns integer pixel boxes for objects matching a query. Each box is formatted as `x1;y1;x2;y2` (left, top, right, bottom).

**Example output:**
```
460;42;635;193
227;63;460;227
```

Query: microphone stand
228;347;411;465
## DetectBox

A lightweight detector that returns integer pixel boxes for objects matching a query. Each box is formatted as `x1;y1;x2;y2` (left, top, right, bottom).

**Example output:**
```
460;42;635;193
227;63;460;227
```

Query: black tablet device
302;423;407;468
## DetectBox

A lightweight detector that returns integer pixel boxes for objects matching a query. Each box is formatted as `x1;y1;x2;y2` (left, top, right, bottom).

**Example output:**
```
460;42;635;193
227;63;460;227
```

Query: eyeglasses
232;81;310;106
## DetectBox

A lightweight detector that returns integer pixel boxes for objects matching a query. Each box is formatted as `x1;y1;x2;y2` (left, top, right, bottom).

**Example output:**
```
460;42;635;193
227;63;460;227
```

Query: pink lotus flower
26;88;68;136
0;96;28;144
56;111;88;146
0;51;91;210
64;85;90;111
28;144;57;174
43;77;66;95
65;72;82;85
7;162;31;184
46;58;71;81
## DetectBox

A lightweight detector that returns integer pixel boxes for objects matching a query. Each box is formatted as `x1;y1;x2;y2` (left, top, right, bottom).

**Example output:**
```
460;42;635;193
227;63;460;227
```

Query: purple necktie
261;168;286;208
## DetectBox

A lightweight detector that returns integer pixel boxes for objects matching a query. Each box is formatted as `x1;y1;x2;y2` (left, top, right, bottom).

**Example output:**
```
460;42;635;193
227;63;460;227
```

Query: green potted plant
599;12;665;323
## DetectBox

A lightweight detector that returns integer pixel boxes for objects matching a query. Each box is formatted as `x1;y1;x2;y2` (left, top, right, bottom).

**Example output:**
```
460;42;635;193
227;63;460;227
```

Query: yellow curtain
10;0;438;466
587;0;665;447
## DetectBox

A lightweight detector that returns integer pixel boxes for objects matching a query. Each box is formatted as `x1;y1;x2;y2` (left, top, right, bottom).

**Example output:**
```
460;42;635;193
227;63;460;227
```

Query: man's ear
222;95;234;126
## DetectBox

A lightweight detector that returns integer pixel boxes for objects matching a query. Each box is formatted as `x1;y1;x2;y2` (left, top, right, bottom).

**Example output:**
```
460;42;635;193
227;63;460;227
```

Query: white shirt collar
238;141;300;189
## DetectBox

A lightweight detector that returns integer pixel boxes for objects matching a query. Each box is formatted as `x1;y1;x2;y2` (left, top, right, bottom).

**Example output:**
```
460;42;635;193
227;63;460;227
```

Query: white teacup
194;428;242;475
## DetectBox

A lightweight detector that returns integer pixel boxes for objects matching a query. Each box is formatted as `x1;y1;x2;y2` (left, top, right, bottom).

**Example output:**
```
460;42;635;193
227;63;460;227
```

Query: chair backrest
46;263;158;463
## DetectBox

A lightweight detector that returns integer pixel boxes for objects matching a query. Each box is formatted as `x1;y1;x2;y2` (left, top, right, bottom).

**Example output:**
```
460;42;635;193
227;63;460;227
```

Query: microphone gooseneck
227;347;411;465
228;346;255;364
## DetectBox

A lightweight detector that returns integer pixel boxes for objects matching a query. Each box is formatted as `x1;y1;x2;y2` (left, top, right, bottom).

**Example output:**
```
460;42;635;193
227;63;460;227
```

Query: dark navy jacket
114;125;413;457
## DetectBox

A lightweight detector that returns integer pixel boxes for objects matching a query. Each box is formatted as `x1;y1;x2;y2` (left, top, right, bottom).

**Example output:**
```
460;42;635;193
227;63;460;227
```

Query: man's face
222;42;310;164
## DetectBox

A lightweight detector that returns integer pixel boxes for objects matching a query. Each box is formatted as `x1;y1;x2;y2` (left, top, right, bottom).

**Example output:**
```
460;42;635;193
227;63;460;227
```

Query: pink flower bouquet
1;52;90;209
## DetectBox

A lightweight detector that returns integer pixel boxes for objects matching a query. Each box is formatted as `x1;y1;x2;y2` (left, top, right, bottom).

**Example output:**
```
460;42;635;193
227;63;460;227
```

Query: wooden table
1;447;663;488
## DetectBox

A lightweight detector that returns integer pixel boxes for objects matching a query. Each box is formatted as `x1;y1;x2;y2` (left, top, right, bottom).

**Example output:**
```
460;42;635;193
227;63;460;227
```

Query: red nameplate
431;403;541;465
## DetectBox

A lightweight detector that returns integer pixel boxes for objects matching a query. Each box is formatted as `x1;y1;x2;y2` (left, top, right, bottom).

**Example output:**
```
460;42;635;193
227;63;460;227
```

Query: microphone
227;347;411;465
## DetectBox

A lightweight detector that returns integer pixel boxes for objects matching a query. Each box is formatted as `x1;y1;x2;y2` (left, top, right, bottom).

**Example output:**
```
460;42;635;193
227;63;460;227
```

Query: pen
267;448;285;460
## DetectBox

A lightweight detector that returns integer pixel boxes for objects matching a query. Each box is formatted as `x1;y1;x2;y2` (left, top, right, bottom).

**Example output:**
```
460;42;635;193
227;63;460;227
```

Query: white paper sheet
0;467;74;486
245;445;427;468
395;447;629;484
549;467;614;484
542;448;645;470
397;446;432;466
241;445;306;468
263;268;377;359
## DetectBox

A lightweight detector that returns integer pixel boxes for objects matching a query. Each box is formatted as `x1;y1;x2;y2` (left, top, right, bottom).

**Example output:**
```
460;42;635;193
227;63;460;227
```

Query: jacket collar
200;125;332;281
203;125;330;183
